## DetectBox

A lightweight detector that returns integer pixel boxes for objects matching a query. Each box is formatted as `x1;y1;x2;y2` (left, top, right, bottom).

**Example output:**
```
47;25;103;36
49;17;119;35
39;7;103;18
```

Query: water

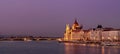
0;41;120;54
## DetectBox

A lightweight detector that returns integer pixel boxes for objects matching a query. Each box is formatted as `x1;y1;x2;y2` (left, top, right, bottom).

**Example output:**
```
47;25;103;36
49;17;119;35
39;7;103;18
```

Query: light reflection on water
0;41;120;54
64;43;120;54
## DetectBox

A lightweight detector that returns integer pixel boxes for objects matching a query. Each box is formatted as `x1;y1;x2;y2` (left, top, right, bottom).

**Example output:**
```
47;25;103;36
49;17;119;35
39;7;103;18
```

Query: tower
72;19;83;30
64;24;71;41
66;24;70;31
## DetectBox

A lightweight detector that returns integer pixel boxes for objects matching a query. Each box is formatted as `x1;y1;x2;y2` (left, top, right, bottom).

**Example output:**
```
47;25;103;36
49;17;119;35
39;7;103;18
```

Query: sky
0;0;120;37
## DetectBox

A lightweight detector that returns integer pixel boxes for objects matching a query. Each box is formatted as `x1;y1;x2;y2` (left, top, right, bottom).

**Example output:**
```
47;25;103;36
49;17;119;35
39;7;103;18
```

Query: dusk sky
0;0;120;37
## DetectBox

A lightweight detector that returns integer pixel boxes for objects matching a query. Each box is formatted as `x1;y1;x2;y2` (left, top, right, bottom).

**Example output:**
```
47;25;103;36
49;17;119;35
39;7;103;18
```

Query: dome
72;19;83;30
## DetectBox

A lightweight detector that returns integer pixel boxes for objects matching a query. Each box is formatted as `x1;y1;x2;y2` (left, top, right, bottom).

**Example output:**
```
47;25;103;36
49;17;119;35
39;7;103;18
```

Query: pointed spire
66;24;70;31
72;18;83;30
74;19;79;25
73;18;79;26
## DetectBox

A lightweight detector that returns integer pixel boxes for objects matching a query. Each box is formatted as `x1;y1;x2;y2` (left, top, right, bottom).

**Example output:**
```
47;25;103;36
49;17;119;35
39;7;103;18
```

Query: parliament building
64;20;120;42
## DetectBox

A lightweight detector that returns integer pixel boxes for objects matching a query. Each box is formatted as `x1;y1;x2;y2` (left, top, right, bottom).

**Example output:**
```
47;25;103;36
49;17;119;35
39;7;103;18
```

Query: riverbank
58;40;120;46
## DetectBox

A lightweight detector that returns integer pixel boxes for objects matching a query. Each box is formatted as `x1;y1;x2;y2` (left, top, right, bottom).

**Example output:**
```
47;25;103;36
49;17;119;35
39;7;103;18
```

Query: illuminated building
87;27;120;41
64;20;120;42
101;29;120;41
64;19;84;41
64;20;84;41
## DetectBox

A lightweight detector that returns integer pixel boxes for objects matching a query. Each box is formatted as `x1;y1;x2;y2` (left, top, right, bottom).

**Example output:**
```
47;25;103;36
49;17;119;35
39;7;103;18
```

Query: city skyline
0;0;120;37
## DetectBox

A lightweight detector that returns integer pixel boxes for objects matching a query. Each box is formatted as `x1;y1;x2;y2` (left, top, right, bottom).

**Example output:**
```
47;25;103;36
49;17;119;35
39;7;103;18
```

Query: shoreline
58;40;120;46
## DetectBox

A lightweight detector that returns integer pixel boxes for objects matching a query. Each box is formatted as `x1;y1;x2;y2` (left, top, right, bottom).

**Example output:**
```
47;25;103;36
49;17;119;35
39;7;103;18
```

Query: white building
89;28;120;42
101;30;120;41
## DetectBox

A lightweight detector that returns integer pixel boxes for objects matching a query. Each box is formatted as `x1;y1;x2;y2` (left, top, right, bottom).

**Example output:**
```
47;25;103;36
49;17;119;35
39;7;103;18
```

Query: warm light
57;38;62;41
114;36;117;40
93;37;95;40
102;46;105;54
102;37;104;40
108;37;110;40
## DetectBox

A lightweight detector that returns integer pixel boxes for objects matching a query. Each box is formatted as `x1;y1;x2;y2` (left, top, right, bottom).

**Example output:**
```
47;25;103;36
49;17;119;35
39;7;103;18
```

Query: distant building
64;19;120;42
88;27;120;42
64;19;84;41
101;29;120;41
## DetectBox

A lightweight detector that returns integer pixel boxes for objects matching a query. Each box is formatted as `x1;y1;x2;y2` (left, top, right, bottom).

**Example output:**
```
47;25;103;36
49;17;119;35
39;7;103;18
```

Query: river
0;41;120;54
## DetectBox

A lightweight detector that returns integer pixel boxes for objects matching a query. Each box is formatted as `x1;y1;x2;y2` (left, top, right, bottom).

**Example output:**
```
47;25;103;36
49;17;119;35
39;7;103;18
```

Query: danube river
0;41;120;54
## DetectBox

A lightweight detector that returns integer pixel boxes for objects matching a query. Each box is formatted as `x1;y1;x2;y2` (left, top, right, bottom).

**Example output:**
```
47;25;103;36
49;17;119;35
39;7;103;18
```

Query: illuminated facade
64;20;120;42
64;20;84;41
89;28;120;41
101;30;120;41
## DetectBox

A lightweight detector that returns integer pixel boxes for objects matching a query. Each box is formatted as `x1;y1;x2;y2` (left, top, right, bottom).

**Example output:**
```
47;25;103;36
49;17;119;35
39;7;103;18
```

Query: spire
66;24;70;31
72;19;79;30
72;18;83;30
74;19;79;25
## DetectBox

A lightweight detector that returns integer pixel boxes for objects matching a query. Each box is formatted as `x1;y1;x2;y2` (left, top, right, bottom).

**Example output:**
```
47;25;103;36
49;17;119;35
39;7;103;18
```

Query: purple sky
0;0;120;37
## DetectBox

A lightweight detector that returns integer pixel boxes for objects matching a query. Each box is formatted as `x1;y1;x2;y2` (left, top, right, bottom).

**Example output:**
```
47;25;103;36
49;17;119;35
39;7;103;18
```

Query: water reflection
101;46;120;54
64;43;120;54
102;46;105;54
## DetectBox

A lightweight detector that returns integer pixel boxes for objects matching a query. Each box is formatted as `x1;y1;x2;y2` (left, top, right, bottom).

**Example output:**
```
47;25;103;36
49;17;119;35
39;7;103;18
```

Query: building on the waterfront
64;19;120;42
64;19;84;41
88;27;120;42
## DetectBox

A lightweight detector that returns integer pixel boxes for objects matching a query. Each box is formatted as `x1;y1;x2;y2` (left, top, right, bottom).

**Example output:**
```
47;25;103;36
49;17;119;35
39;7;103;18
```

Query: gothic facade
64;20;84;41
64;20;120;41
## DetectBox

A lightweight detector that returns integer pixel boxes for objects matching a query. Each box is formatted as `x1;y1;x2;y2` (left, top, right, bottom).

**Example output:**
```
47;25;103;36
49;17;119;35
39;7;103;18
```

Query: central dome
72;19;83;30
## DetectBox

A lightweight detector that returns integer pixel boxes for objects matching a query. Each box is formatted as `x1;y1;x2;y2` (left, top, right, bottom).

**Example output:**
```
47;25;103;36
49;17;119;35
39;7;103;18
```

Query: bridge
0;37;62;41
